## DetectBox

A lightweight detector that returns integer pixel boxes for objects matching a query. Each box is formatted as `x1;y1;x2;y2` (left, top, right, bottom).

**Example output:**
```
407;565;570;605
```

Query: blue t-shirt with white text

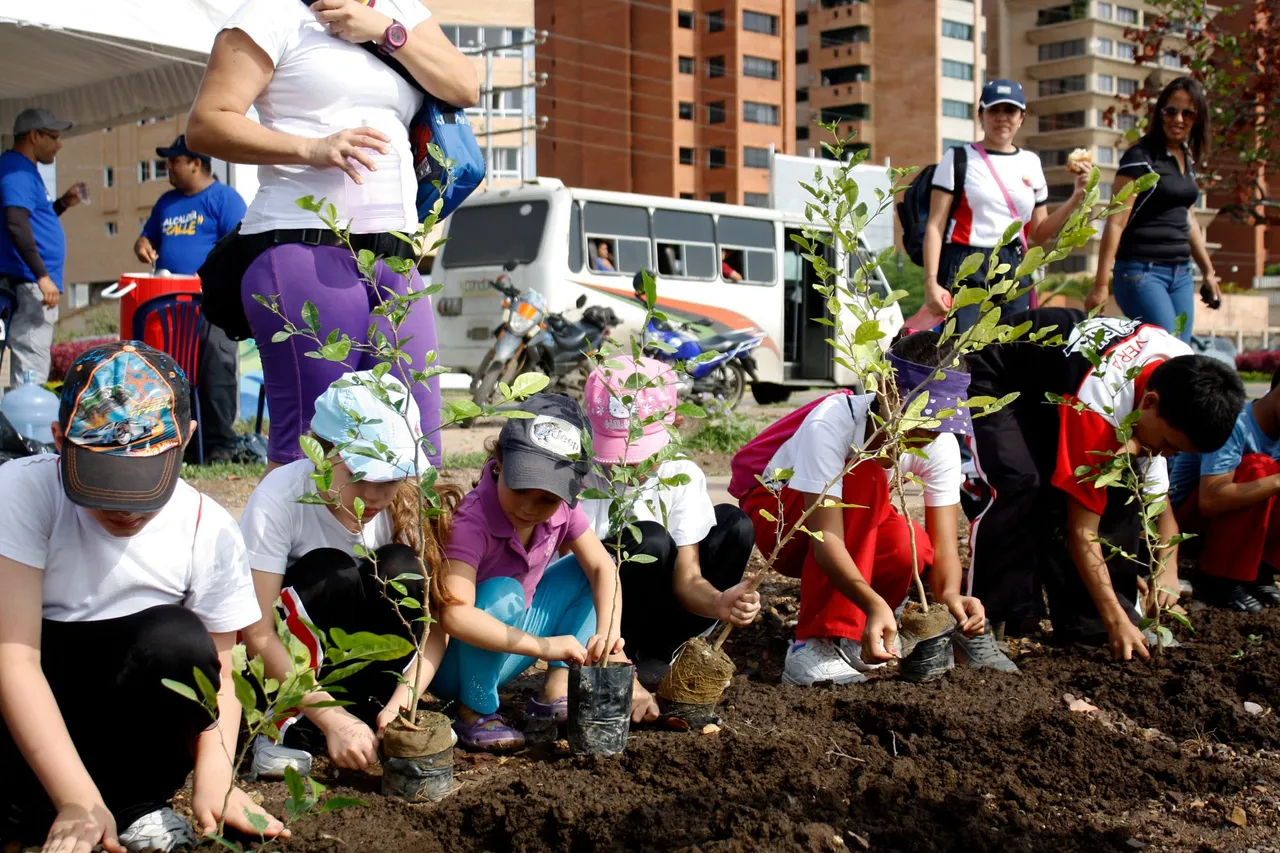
141;181;246;275
1169;400;1280;506
0;150;66;289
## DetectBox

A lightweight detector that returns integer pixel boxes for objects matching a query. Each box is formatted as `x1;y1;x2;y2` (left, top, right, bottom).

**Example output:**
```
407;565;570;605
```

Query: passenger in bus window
721;248;744;282
580;358;760;687
593;241;615;272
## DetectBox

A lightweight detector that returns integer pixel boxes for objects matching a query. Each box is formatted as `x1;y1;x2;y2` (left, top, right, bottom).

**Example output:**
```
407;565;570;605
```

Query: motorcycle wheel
472;358;520;409
718;362;747;411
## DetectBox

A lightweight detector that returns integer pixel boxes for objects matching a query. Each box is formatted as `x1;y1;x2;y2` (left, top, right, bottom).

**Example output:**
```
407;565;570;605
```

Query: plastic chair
132;293;204;464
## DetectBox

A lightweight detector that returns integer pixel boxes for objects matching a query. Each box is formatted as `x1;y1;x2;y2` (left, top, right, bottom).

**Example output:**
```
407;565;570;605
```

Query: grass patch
681;414;764;455
1239;371;1273;384
443;450;489;469
181;461;266;481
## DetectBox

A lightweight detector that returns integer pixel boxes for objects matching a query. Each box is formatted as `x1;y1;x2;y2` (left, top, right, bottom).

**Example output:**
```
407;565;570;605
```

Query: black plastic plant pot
381;711;455;802
568;662;635;756
899;629;956;683
657;696;719;730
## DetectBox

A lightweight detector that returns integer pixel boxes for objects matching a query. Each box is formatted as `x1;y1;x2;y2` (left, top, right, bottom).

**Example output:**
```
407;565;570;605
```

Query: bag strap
946;144;967;225
972;143;1029;255
298;0;425;94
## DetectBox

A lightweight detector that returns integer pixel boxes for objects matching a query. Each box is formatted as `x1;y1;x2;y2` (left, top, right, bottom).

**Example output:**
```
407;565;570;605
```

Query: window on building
489;147;520;179
152;159;168;180
797;126;810;140
796;48;809;65
1118;77;1139;96
820;103;870;123
1038;148;1073;167
680;193;695;200
137;161;150;183
942;59;974;81
796;10;808;25
821;65;871;85
1162;51;1183;68
1039;111;1087;132
679;147;695;166
744;146;771;169
708;56;726;78
1116;5;1138;24
1039;39;1086;61
820;26;870;47
679;56;695;74
708;192;727;203
1097;2;1114;20
1116;113;1138;131
1095;37;1114;56
743;102;780;125
103;166;114;188
1116;41;1136;60
105;221;118;237
654;209;716;278
708;147;727;169
797;88;809;102
744;192;770;208
942;138;969;151
1039;75;1087;96
1096;73;1115;93
1046;184;1077;203
677;9;694;28
707;9;725;32
942;99;973;120
942;19;973;41
744;56;780;80
1036;4;1084;25
679;101;695;120
708;101;727;124
743;10;779;35
1096;146;1116;165
584;202;651;275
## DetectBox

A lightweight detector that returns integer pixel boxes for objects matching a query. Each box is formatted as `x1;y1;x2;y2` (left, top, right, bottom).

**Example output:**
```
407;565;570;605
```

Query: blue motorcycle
633;271;765;411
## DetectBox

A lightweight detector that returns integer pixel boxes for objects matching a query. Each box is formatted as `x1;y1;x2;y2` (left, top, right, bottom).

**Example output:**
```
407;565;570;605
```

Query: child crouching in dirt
732;331;1005;686
1168;371;1280;613
0;342;285;853
579;356;760;687
239;371;456;779
435;393;659;752
965;309;1243;661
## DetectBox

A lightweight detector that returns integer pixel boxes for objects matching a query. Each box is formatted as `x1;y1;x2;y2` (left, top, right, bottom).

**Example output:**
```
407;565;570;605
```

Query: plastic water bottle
1;370;59;444
344;117;408;229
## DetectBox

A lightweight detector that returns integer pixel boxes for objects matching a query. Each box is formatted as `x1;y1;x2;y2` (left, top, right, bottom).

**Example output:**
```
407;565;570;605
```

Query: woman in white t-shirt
580;357;760;685
0;342;279;853
923;78;1089;332
239;371;457;778
187;0;478;472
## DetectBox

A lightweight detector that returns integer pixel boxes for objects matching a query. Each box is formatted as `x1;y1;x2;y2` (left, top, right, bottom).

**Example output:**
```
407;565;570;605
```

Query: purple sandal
452;713;526;752
526;696;569;725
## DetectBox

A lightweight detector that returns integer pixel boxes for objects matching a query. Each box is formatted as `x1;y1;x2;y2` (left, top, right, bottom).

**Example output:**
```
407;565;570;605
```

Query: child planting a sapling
435;393;659;752
0;342;285;853
732;331;1007;686
239;371;458;778
579;356;761;687
965;308;1244;660
1168;372;1280;612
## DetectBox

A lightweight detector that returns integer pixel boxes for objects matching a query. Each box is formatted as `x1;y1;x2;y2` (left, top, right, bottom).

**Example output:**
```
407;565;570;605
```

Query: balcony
814;1;870;32
809;82;872;109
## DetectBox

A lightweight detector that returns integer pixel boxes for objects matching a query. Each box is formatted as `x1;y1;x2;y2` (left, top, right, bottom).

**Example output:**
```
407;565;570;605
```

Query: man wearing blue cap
135;134;247;462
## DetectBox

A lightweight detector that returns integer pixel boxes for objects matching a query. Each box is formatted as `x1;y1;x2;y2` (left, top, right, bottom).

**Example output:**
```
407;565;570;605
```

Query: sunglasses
1161;106;1197;121
38;130;61;141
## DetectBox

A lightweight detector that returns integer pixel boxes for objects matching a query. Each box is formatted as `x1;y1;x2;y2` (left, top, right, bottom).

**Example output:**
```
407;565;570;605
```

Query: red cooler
104;272;202;350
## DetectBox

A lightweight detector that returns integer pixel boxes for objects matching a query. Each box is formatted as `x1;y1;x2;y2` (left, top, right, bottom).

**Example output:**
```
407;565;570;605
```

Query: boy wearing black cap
436;393;658;752
0;342;284;852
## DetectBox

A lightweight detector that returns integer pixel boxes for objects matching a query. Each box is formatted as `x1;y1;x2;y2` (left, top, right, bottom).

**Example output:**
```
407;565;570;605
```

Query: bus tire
750;383;792;406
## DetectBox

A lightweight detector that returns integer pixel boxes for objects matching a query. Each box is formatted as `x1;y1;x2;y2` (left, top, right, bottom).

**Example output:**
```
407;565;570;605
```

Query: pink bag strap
972;143;1029;255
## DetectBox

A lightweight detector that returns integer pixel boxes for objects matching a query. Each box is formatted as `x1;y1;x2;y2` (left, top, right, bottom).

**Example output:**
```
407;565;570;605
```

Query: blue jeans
1112;259;1195;343
432;555;596;715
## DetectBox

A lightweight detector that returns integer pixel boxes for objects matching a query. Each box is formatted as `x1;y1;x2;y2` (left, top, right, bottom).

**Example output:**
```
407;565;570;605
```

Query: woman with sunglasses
1089;77;1221;341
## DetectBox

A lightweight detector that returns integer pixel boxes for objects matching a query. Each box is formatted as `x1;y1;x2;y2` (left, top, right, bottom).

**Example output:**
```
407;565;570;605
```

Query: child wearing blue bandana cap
732;331;1015;687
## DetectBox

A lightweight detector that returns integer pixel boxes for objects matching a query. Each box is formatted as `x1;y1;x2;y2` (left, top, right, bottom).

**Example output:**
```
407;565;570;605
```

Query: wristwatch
378;20;408;56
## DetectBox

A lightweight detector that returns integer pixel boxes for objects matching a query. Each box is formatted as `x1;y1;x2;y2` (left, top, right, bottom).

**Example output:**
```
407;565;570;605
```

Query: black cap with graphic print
497;393;593;507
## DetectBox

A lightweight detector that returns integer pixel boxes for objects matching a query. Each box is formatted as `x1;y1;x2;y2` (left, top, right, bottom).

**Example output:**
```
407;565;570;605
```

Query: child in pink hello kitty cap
581;356;761;686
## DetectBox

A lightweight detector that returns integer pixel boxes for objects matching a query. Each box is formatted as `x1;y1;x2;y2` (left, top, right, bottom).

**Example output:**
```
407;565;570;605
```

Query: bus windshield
441;201;549;269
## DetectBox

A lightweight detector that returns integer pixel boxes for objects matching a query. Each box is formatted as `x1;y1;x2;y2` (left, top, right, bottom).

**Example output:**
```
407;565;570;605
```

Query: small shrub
49;336;117;383
1236;350;1280;375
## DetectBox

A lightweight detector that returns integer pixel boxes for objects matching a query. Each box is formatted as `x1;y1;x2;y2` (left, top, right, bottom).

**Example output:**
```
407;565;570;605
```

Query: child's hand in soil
1107;620;1151;662
321;707;380;769
194;785;288;841
717;582;762;627
861;600;900;664
585;632;625;664
631;680;660;723
545;634;589;664
941;593;986;637
1136;569;1180;612
42;797;124;853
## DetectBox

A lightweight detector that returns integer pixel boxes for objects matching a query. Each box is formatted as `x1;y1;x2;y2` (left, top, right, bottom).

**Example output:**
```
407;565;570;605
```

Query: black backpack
897;145;967;266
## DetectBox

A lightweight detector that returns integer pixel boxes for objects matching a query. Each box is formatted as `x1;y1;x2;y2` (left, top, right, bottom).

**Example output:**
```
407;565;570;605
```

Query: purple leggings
242;243;442;466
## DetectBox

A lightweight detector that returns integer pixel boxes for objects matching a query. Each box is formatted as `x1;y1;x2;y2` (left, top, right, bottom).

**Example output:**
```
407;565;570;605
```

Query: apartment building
985;0;1202;275
52;0;535;287
796;0;985;169
536;0;797;206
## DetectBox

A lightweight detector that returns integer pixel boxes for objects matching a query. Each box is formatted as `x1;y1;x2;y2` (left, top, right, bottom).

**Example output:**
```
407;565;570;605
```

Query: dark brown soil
201;573;1280;853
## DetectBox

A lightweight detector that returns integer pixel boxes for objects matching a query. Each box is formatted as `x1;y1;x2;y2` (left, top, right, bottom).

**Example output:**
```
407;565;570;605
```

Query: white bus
433;178;903;404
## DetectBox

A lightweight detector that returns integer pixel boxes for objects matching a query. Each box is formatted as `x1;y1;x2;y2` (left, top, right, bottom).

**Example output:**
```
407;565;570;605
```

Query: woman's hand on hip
304;128;390;184
311;0;392;44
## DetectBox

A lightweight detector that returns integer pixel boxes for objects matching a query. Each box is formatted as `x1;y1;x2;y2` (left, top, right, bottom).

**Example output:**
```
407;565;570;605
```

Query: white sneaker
250;734;313;780
836;638;890;672
782;638;867;686
118;808;197;852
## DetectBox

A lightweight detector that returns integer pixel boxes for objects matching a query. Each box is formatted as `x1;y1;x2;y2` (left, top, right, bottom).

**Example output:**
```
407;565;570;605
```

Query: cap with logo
979;78;1027;111
14;107;72;137
58;341;191;513
498;393;592;506
311;370;430;482
584;356;679;464
155;134;211;165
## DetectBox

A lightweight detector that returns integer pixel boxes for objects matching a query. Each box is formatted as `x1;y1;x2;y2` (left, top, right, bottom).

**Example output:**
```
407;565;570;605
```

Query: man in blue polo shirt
0;108;87;385
134;135;247;462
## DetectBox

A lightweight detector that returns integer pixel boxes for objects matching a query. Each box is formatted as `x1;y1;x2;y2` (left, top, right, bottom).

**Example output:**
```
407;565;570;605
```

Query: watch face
390;22;408;47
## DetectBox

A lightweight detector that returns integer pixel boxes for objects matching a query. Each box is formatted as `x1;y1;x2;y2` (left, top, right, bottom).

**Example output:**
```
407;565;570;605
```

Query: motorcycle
471;261;620;407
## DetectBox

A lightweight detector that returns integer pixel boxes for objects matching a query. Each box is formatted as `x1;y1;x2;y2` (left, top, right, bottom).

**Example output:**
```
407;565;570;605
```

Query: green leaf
301;300;320;332
757;508;777;523
1014;246;1045;279
626;553;657;564
1165;609;1194;631
328;628;416;661
950;286;990;310
201;833;242;852
320;796;366;813
511;372;550;398
245;808;270;836
675;401;707;418
192;666;219;713
319;660;372;686
284;765;307;814
999;219;1024;248
319;338;352;362
299;435;326;467
953;251;986;284
161;678;200;706
231;669;257;718
353;497;366;521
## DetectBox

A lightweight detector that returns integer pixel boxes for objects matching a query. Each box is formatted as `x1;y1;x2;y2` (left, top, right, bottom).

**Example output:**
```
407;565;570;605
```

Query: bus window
440;201;548;269
717;216;776;285
653;210;716;280
568;202;583;272
584;202;652;275
745;250;776;284
847;245;890;298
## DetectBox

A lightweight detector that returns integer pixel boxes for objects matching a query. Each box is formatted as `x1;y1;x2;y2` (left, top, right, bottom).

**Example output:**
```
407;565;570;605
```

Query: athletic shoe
953;631;1019;672
836;638;889;672
453;713;526;752
1199;579;1264;614
1249;581;1280;607
250;734;313;780
118;808;197;852
782;638;867;686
